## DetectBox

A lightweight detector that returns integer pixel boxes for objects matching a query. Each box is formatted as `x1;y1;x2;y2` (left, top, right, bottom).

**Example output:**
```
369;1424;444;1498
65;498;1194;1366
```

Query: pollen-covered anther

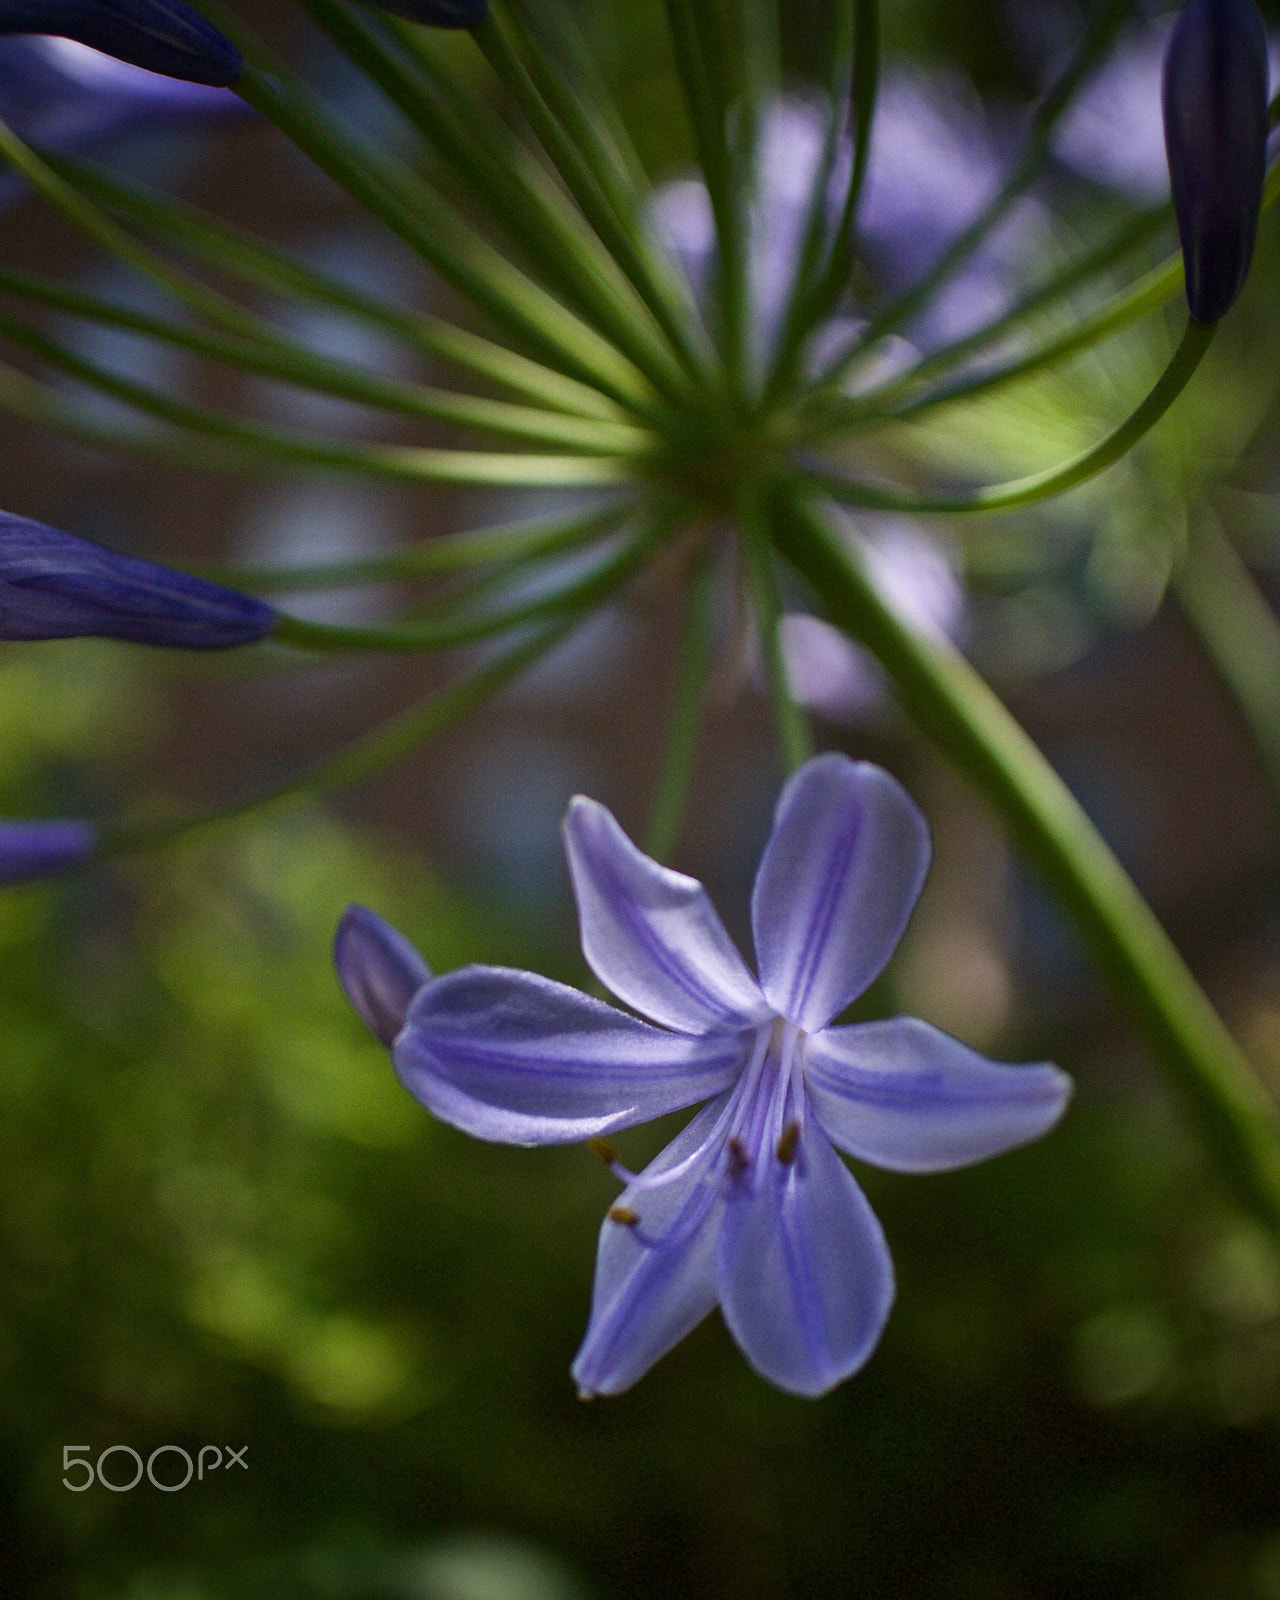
608;1205;640;1226
588;1137;619;1164
726;1136;749;1177
776;1122;800;1164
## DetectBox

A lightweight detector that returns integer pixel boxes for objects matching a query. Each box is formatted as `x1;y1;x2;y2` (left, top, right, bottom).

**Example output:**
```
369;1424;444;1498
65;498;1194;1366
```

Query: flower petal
334;904;431;1050
716;1114;895;1397
805;1018;1073;1172
0;1;242;86
395;966;745;1145
563;795;769;1034
752;754;930;1031
572;1094;728;1397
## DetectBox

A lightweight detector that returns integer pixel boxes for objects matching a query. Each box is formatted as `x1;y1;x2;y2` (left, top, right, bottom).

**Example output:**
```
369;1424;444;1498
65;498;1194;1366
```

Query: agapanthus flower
0;817;94;883
0;510;275;647
337;755;1071;1397
1163;0;1271;322
0;1;241;86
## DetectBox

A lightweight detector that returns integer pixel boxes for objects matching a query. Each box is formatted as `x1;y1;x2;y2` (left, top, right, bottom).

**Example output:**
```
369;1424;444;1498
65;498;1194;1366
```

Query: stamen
776;1122;800;1164
588;1137;618;1164
608;1205;640;1226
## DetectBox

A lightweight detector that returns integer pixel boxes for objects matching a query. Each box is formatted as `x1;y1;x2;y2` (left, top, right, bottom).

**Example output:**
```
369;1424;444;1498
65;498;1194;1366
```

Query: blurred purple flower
338;756;1070;1397
0;817;94;883
0;33;245;207
0;510;275;647
1051;16;1175;203
0;1;241;85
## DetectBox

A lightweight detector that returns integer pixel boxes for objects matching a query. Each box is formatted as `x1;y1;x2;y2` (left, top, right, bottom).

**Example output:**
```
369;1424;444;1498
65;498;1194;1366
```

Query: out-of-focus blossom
0;817;94;884
0;510;275;647
1051;16;1175;203
360;0;487;24
0;33;243;207
340;756;1071;1397
1163;0;1271;322
0;1;241;85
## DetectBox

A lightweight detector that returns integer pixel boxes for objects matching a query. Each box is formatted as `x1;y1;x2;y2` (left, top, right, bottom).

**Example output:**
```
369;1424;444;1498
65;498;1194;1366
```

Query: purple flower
1163;0;1271;323
0;510;275;647
0;2;241;86
0;817;94;883
358;1;487;26
337;755;1071;1398
0;33;243;203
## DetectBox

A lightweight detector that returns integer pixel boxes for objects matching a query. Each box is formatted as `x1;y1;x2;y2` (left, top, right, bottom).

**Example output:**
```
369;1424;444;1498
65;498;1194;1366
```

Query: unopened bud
0;819;94;886
334;905;432;1048
1163;0;1271;322
359;1;488;28
0;2;242;86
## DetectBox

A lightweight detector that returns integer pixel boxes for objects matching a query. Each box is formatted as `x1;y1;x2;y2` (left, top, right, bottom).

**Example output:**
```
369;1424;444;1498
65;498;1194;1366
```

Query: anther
588;1137;618;1164
726;1137;749;1177
776;1122;800;1164
608;1205;640;1226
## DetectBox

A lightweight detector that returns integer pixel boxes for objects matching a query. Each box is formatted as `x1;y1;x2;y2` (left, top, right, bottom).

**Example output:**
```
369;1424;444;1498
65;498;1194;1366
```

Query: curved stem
800;318;1216;514
772;489;1280;1236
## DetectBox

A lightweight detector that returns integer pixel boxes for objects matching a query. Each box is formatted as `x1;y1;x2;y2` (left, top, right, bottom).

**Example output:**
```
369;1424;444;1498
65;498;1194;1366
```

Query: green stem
741;491;812;772
211;503;632;592
0;281;650;455
645;548;718;860
773;490;1280;1236
269;515;667;653
800;318;1215;514
1172;513;1280;811
102;615;577;855
49;155;623;422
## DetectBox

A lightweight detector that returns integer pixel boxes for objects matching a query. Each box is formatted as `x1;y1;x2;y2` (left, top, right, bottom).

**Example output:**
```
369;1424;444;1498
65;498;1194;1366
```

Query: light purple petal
334;904;431;1049
804;1019;1073;1173
394;966;745;1146
716;1114;895;1397
751;755;931;1032
572;1095;728;1397
563;795;770;1034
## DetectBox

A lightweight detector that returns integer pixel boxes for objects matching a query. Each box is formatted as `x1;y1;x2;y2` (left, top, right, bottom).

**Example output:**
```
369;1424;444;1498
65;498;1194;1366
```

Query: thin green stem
800;318;1216;514
819;0;1133;386
1172;512;1280;812
211;503;633;592
773;490;1280;1236
645;547;719;860
270;506;674;652
740;490;812;772
102;615;577;856
49;154;623;421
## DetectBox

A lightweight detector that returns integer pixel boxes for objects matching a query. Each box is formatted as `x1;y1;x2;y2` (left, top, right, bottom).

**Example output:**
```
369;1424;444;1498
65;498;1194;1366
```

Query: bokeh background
6;0;1280;1594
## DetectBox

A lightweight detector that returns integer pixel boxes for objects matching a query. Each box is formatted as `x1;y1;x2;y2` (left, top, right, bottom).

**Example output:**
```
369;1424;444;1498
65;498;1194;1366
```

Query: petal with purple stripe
395;966;745;1145
751;754;930;1031
572;1094;728;1397
716;1114;894;1396
805;1018;1072;1172
564;795;770;1034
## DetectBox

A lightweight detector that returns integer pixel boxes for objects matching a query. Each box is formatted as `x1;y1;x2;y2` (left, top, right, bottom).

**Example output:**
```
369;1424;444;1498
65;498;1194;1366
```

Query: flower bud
0;2;241;86
1163;0;1271;323
335;904;432;1048
0;511;275;648
359;1;488;27
0;818;95;885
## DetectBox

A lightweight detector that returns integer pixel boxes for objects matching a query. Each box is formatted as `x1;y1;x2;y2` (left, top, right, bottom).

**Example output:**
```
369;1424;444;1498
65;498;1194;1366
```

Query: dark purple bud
358;0;488;27
0;511;275;648
0;818;95;884
1163;0;1271;322
335;904;432;1048
0;2;241;86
